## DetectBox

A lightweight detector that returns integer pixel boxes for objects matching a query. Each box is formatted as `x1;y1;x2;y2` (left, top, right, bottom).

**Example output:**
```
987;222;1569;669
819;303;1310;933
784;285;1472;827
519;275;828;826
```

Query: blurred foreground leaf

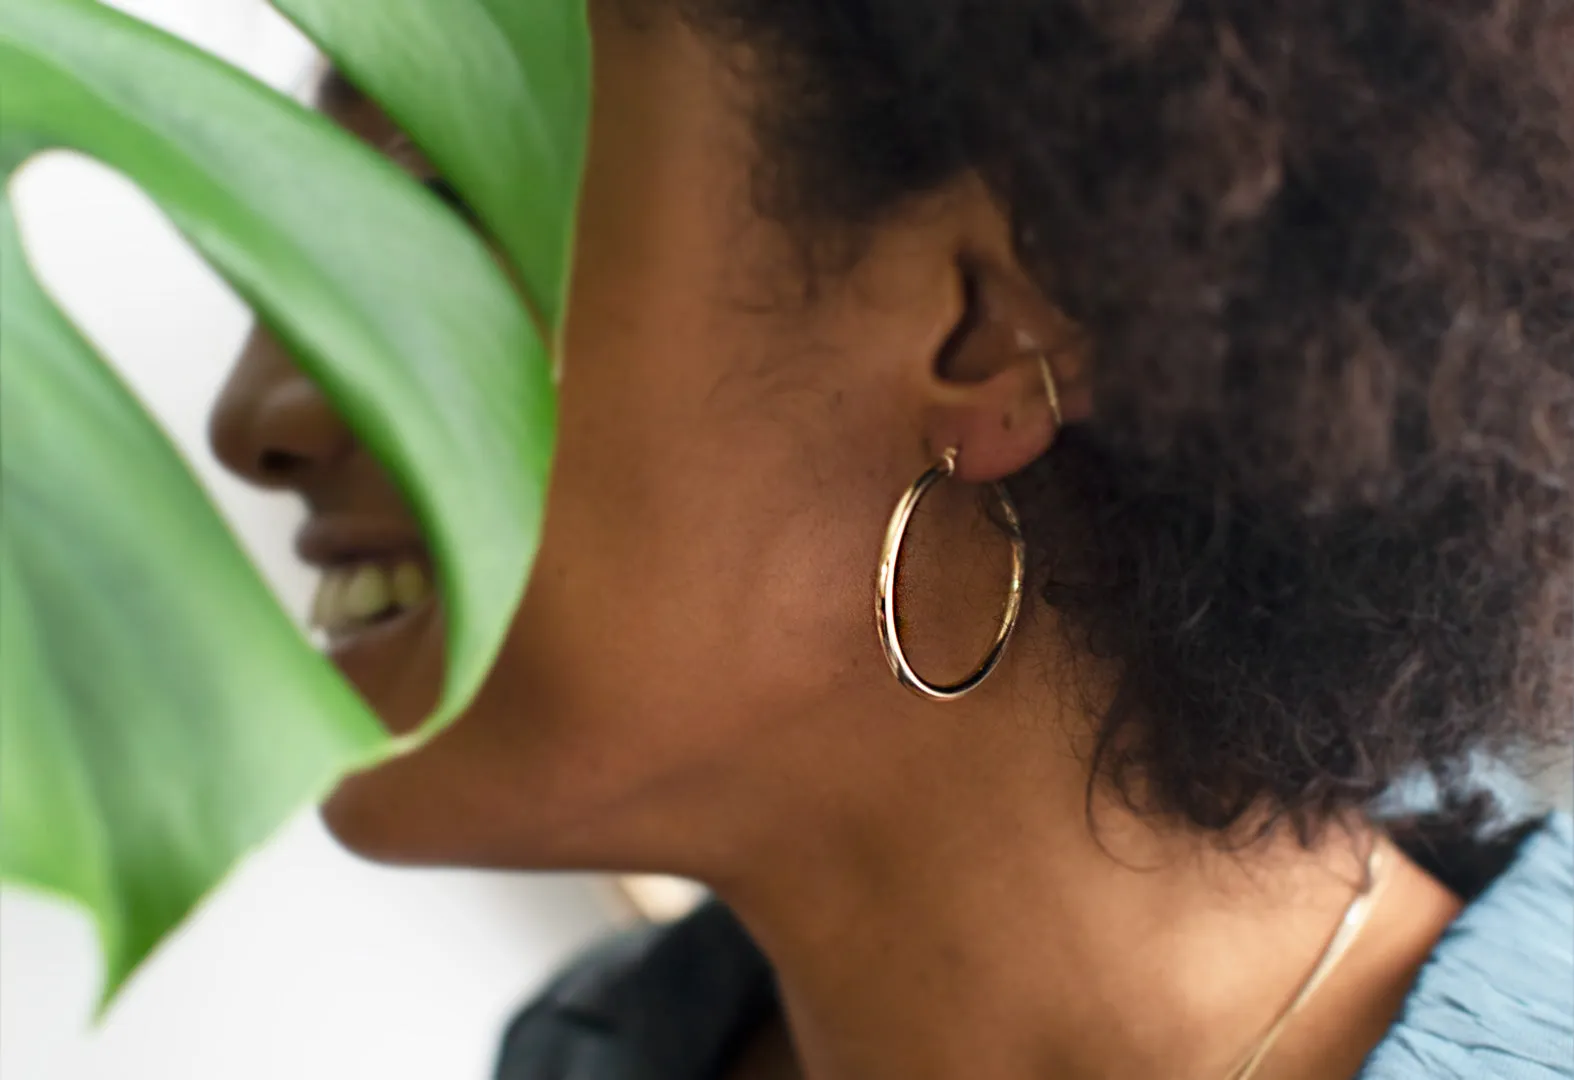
0;0;586;998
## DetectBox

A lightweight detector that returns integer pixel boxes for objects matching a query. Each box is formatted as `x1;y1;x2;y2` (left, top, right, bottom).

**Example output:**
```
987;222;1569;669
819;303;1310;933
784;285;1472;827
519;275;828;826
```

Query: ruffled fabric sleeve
1359;814;1573;1080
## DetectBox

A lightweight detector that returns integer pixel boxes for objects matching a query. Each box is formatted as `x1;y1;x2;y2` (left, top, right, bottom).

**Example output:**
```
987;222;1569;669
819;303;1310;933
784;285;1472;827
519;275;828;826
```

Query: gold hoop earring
875;447;1027;701
1039;353;1063;430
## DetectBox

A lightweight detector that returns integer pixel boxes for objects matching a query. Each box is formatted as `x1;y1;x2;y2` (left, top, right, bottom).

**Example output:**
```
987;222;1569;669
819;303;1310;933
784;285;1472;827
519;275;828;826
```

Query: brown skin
211;6;1462;1079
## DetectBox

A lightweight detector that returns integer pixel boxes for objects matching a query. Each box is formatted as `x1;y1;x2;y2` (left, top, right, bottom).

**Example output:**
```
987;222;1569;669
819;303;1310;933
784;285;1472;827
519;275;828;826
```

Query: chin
317;765;433;865
312;718;588;872
315;745;502;868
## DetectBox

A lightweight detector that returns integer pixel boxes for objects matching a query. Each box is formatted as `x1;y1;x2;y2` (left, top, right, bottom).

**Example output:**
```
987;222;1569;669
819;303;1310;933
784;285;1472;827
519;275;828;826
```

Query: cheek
322;314;891;868
517;321;882;741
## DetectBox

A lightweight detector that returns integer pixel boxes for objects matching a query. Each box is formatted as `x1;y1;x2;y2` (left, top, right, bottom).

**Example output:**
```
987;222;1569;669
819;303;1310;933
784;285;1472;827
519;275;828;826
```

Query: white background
0;3;619;1078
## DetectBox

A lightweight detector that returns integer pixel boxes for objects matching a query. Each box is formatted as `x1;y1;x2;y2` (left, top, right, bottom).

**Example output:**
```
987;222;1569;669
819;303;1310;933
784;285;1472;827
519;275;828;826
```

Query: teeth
309;559;432;636
310;572;343;630
392;562;428;608
342;565;390;620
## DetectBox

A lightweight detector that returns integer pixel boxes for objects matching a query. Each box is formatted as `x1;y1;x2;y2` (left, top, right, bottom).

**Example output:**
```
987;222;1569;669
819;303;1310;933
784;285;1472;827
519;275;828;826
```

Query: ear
922;260;1093;485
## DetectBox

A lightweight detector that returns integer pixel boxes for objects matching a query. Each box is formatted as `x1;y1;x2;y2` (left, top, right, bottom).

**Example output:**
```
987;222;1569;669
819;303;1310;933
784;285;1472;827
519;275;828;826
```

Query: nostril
258;449;310;479
209;349;352;488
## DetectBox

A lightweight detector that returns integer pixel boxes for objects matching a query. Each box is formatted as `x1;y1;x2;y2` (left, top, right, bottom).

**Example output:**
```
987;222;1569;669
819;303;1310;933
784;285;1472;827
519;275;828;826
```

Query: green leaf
1;196;383;992
0;0;580;997
274;0;592;333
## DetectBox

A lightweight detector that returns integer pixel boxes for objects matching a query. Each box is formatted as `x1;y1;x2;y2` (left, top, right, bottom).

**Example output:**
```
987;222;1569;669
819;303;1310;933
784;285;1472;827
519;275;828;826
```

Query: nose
209;324;354;489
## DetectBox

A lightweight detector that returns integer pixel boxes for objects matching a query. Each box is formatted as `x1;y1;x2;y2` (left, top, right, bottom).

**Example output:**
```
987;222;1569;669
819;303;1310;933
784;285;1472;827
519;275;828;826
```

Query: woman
209;1;1572;1077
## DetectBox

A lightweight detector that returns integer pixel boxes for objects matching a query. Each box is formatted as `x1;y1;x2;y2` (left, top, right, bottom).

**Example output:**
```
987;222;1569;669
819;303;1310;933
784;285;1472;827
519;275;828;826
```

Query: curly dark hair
671;0;1574;838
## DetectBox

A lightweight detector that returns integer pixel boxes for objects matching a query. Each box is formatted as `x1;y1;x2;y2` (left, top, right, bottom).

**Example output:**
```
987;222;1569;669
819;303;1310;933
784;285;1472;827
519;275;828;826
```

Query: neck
703;630;1457;1080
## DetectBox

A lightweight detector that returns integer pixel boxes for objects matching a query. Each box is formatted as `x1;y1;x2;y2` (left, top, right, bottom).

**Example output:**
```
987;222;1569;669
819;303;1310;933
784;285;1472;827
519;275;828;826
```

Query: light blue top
496;813;1574;1079
1358;813;1572;1079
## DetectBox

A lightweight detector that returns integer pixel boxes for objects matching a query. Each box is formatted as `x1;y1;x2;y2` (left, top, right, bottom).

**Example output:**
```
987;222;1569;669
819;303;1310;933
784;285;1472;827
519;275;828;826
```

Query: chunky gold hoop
875;448;1027;701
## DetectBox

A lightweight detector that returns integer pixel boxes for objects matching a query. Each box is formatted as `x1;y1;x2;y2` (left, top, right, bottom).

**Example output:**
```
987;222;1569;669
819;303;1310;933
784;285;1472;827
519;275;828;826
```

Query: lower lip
325;599;434;653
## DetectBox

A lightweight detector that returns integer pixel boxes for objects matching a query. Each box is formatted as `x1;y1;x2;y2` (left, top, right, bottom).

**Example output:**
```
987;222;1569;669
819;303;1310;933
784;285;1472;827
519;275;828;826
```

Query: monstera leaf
0;0;588;999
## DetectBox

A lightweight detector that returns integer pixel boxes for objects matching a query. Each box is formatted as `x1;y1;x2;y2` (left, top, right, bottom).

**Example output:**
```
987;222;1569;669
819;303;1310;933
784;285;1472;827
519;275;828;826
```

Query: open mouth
309;557;434;646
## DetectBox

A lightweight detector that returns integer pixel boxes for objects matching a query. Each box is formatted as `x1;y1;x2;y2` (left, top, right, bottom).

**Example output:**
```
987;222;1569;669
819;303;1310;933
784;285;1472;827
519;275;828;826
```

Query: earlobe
924;354;1066;483
920;263;1089;484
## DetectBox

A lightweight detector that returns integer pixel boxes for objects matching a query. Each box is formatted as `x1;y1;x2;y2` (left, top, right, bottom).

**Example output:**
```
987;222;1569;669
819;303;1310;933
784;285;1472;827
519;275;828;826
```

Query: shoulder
494;901;773;1080
1361;813;1573;1080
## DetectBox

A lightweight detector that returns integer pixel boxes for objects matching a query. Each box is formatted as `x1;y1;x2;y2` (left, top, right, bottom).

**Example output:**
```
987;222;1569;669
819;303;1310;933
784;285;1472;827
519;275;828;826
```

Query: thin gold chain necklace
1223;838;1392;1080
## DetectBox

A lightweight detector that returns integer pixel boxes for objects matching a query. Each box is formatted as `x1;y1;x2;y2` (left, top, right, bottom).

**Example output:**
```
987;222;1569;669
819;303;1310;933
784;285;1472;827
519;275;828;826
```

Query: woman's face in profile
210;4;1040;871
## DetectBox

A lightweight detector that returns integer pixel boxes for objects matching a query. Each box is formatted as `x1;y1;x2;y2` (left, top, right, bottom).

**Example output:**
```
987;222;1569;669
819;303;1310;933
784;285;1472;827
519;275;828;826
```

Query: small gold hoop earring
875;447;1027;701
1039;353;1063;430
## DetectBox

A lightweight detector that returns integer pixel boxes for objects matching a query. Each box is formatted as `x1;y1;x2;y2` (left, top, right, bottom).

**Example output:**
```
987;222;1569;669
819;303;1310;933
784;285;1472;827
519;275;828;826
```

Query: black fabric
495;902;775;1080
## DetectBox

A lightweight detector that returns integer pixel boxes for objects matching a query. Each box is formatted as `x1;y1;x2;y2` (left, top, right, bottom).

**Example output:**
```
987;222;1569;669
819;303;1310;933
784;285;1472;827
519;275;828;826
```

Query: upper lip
295;516;428;569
